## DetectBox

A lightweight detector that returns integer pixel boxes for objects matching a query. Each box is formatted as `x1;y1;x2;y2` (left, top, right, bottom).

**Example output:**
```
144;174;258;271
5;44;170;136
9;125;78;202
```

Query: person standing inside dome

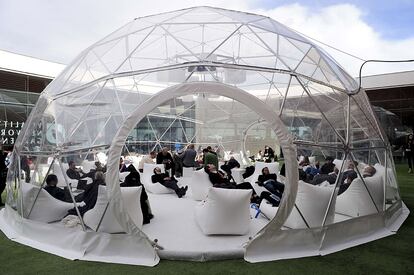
404;133;414;173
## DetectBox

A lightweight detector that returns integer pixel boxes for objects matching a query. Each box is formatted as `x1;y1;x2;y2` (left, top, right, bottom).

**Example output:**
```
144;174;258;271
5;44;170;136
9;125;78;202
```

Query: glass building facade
0;70;49;149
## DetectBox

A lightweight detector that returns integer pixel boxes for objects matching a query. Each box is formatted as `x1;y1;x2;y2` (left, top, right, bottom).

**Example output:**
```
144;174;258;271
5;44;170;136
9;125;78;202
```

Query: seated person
256;167;285;207
204;164;259;203
304;161;320;181
338;164;375;195
138;151;156;173
298;156;310;169
120;166;153;224
363;165;376;178
257;167;284;195
156;147;175;176
67;171;106;217
151;167;187;198
320;156;335;174
220;156;240;179
66;161;94;189
44;174;81;203
311;168;338;185
263;145;275;163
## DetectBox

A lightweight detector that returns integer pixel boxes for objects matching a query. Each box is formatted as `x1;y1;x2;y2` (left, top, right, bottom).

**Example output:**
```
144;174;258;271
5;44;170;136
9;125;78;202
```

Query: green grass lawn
0;164;413;275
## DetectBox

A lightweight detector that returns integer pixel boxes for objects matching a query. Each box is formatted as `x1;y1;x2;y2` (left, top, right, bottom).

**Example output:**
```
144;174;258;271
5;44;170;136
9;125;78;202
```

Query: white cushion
119;171;130;182
336;164;385;217
260;181;334;229
309;156;316;165
83;185;143;233
21;182;75;223
142;163;173;194
190;169;213;201
194;187;252;235
126;155;142;171
333;159;342;170
81;160;96;173
231;168;245;184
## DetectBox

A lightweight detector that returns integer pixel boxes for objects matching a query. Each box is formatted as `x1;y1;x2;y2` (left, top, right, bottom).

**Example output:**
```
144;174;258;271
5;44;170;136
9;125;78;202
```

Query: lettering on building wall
1;120;24;145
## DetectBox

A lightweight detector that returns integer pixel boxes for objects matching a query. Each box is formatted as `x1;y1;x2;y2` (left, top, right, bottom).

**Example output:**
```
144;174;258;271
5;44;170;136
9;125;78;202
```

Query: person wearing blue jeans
256;167;284;206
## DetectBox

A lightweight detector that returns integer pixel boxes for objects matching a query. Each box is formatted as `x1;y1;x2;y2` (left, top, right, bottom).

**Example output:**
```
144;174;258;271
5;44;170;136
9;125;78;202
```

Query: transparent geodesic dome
2;6;407;266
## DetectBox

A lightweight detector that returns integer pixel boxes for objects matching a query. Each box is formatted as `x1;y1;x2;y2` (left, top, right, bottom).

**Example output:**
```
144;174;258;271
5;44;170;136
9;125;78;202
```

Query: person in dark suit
44;174;75;203
263;145;275;162
151;167;187;198
66;161;95;189
204;164;259;203
320;156;335;174
0;148;7;206
156;147;176;176
67;171;106;217
404;133;414;173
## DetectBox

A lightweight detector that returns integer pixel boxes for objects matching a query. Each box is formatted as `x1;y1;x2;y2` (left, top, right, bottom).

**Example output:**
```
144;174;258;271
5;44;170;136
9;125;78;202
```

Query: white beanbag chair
336;164;384;217
141;163;173;194
83;185;143;233
182;167;195;178
195;187;252;235
190;169;213;201
21;182;75;223
260;180;335;228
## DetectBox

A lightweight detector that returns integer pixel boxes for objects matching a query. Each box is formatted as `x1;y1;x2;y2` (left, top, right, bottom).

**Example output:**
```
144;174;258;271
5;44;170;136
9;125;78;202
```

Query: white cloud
254;3;414;76
1;1;413;77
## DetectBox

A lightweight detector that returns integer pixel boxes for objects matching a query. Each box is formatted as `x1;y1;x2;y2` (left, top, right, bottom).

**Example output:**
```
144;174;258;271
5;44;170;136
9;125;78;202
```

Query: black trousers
0;173;6;204
160;179;180;194
407;151;413;169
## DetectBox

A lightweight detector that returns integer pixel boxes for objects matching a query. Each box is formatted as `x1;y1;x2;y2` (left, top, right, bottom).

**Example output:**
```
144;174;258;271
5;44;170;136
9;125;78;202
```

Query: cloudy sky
1;0;414;77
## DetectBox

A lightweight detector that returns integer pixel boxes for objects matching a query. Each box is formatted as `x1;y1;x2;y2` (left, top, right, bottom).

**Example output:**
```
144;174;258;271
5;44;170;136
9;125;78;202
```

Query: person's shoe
409;168;412;174
176;190;183;198
180;187;187;197
184;185;188;192
148;214;154;220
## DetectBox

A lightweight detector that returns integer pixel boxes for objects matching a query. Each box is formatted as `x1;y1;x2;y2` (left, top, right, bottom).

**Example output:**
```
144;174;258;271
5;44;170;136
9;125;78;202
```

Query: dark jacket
121;171;141;187
311;173;337;185
320;162;335;175
257;173;277;185
205;168;235;188
179;148;197;167
44;185;71;202
156;152;174;165
151;172;174;184
66;168;84;180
